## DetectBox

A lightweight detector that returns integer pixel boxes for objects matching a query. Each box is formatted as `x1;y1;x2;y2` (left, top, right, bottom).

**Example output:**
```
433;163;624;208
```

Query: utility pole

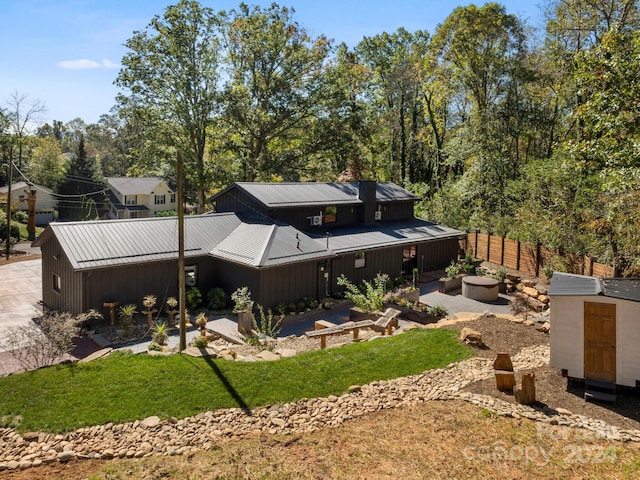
25;184;37;241
177;151;187;352
5;161;12;260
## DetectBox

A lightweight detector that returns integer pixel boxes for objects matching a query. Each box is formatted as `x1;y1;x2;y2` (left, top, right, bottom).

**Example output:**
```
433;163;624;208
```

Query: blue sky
1;0;544;125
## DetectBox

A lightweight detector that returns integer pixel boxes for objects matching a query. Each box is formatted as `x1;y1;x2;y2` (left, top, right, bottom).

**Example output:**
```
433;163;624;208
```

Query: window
129;211;139;219
53;274;61;293
170;193;176;203
154;194;166;205
324;205;337;223
185;265;197;287
355;252;366;269
125;195;137;205
403;245;417;274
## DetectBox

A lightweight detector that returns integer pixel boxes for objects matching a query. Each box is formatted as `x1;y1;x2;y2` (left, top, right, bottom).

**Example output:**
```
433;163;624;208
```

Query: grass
0;328;471;433
17;222;43;240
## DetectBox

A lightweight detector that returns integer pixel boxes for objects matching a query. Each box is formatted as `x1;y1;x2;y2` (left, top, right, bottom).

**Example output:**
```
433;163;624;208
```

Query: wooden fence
465;232;614;278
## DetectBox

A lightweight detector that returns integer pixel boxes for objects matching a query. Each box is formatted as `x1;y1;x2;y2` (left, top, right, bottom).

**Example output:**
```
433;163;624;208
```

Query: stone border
2;343;640;472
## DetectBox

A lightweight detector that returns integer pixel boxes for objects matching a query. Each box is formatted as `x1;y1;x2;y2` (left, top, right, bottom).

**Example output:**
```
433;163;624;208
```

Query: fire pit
462;276;499;301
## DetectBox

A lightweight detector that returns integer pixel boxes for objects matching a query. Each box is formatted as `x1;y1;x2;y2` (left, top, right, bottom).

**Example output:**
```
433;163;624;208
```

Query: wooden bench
305;319;374;349
371;308;401;336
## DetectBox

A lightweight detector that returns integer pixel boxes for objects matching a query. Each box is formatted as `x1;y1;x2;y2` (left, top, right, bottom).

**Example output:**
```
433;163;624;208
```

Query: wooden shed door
584;302;616;382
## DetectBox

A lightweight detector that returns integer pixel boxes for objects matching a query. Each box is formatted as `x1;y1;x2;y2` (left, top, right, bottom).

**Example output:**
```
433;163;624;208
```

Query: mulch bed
446;315;640;432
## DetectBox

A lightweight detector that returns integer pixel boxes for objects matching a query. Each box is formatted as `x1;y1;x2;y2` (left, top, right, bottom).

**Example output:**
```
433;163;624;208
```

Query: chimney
358;180;377;225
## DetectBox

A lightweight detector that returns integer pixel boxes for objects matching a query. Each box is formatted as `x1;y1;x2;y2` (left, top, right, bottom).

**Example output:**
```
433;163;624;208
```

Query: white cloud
101;59;119;69
58;58;120;70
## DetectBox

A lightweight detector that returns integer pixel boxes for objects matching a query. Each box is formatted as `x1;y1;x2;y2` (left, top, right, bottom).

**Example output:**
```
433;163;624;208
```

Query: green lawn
0;328;471;433
17;222;44;241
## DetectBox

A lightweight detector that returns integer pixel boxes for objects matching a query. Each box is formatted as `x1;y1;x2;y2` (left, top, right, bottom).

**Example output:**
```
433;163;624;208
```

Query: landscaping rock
141;416;161;428
459;327;484;348
522;286;540;298
256;351;280;361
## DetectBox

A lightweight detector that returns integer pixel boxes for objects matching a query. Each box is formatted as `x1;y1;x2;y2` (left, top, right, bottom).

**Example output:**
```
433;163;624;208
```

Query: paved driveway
0;259;43;353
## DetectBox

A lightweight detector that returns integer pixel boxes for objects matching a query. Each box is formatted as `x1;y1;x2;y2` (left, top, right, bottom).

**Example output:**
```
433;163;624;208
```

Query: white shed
549;272;640;387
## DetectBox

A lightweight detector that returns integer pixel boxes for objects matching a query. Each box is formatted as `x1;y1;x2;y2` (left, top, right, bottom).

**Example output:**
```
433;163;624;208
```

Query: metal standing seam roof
35;213;244;270
209;181;419;208
107;177;170;196
211;221;332;268
316;218;465;254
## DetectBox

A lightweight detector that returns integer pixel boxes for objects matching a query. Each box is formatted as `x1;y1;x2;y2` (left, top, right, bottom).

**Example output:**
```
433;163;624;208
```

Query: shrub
192;336;208;349
495;266;507;282
428;304;449;318
275;303;287;316
248;306;282;351
542;264;554;280
231;287;253;313
445;261;461;279
207;287;227;310
11;210;28;223
337;274;386;314
0;219;21;243
287;303;297;314
0;309;101;371
151;322;169;345
186;287;202;309
148;342;162;352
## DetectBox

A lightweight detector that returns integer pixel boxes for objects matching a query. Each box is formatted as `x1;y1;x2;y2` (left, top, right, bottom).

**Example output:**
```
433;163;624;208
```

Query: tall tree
4;91;46;170
357;28;429;184
221;3;331;181
26;137;66;189
116;0;222;213
56;135;107;221
429;3;531;229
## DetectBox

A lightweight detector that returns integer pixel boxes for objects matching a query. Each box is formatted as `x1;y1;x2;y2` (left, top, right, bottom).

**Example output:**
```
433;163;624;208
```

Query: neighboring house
106;177;177;219
549;272;640;387
0;181;57;225
33;180;464;315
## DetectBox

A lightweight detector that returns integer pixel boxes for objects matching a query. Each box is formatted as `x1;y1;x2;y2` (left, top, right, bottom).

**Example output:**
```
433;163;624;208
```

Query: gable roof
549;272;640;303
209;181;419;208
107;177;170;196
0;181;53;195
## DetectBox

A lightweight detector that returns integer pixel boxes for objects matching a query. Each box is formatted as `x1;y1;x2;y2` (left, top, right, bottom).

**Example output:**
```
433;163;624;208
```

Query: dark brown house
34;181;464;315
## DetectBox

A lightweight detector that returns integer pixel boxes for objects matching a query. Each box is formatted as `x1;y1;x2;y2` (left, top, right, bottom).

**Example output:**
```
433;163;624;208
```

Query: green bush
0;218;21;243
11;210;28;223
186;287;202;309
428;304;449;318
445;261;461;279
192;336;208;349
147;342;162;352
337;274;387;314
231;287;253;313
275;303;287;316
207;287;227;311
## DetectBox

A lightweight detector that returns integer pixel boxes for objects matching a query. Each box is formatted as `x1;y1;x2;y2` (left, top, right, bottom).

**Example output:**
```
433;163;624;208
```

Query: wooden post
25;186;37;241
177;151;187;352
501;234;506;267
535;242;541;277
516;240;521;271
487;232;491;262
494;353;515;393
475;230;479;259
515;371;536;405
